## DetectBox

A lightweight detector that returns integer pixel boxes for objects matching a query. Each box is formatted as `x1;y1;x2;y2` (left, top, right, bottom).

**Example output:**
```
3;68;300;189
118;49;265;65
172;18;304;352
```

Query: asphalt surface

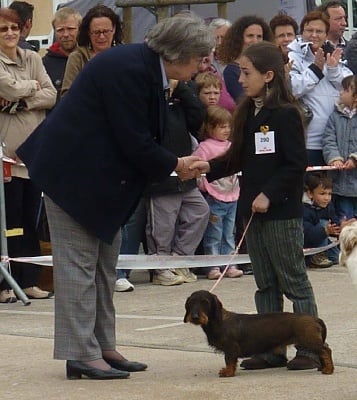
1;264;357;400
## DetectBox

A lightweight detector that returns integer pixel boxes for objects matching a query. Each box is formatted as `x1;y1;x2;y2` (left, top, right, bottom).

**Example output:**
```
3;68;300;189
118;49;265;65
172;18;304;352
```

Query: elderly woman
17;14;214;380
0;8;56;303
288;10;352;166
61;4;123;96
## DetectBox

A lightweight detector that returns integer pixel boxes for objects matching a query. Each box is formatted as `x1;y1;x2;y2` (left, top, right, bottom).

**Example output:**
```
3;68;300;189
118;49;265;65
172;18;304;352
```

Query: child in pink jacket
193;106;242;279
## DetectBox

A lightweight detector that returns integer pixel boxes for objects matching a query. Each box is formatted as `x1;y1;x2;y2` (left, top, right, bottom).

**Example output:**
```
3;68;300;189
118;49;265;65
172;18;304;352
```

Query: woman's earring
265;82;270;97
88;42;92;50
112;39;116;47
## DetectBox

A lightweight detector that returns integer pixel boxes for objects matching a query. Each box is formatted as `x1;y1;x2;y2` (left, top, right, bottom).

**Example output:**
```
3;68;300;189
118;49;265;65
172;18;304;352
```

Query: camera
321;41;335;57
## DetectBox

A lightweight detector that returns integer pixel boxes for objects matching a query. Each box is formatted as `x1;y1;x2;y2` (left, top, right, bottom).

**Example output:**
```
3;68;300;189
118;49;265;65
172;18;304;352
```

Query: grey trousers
45;196;121;361
146;188;209;256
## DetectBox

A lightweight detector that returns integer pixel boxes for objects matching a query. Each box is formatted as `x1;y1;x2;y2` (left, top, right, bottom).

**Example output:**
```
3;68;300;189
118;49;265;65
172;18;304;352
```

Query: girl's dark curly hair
218;15;273;64
78;4;123;47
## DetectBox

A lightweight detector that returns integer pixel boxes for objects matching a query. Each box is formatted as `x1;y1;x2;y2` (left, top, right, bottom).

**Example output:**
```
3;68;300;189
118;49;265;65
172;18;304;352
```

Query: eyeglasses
303;28;326;36
90;29;113;37
0;25;20;33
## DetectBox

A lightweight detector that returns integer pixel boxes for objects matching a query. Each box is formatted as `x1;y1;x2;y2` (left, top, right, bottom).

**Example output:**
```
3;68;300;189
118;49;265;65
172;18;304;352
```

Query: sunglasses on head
0;25;20;33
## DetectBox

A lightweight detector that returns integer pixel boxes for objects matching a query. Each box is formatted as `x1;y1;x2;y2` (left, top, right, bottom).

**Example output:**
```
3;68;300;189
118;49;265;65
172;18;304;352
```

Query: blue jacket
303;201;339;248
322;103;357;197
16;43;177;243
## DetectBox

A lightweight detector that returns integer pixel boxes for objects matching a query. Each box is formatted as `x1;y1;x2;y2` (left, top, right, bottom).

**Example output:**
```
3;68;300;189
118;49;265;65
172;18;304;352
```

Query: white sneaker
152;270;185;286
115;278;134;292
174;268;197;283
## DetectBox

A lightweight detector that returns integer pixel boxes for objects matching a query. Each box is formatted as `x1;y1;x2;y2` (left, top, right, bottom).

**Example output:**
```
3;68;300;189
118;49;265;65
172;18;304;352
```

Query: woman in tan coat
0;7;56;303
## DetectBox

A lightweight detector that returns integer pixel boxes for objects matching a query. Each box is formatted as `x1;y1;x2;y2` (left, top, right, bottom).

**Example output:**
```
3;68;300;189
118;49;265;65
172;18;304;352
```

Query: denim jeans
117;198;147;279
334;195;357;221
203;195;237;256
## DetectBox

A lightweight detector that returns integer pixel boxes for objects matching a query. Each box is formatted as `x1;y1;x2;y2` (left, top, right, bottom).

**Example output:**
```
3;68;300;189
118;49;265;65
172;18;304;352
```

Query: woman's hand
326;48;342;68
176;156;204;181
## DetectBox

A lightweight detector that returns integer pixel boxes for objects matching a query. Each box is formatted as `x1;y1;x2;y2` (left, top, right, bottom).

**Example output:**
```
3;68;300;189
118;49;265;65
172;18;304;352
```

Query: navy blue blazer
17;43;177;243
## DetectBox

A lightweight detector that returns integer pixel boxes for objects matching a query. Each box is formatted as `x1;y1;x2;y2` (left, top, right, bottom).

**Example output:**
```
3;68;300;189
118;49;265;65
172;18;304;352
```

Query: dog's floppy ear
209;293;223;322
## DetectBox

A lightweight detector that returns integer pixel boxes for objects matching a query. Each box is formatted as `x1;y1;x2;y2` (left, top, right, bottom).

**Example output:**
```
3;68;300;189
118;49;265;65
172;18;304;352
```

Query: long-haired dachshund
339;221;357;285
184;290;334;377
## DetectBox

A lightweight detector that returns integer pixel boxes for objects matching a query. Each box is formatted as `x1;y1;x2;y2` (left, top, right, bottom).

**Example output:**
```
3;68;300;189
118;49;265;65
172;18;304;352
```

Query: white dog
339;221;357;285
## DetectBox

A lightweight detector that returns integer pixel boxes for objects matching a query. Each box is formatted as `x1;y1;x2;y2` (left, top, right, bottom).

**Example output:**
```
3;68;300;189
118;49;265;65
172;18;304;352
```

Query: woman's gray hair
146;14;215;64
208;18;232;30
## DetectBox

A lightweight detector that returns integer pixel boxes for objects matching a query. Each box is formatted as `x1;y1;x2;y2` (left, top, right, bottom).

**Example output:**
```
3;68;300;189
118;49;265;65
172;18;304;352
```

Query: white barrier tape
8;241;338;269
171;166;339;177
306;165;339;171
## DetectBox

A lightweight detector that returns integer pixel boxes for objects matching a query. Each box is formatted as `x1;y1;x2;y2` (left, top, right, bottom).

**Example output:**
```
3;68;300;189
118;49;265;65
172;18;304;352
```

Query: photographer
288;10;352;166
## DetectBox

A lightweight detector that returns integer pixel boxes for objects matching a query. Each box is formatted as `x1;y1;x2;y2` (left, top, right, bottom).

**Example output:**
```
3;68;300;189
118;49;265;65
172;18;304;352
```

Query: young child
194;72;222;108
322;75;357;222
192;106;242;279
145;79;210;286
303;173;351;268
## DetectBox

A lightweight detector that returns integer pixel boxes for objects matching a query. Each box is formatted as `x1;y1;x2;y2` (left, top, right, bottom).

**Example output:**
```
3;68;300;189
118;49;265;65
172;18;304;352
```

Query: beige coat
61;46;93;97
0;47;56;178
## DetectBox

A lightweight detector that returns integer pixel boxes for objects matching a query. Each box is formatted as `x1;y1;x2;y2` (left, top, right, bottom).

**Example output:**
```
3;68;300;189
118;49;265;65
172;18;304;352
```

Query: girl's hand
252;192;270;213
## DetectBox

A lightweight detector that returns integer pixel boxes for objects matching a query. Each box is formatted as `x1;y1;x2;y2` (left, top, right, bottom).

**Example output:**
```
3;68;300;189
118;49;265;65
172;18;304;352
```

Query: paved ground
1;264;357;400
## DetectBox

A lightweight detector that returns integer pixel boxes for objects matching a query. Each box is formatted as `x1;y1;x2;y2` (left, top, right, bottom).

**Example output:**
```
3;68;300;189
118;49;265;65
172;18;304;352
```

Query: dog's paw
321;365;334;374
219;366;235;377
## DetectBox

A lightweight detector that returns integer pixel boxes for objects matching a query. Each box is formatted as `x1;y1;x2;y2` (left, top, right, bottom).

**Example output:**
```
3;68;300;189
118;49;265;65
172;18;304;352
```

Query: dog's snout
191;311;200;321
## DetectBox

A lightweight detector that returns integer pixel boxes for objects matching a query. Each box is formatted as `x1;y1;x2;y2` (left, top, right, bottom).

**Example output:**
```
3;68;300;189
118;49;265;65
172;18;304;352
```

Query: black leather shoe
240;356;287;370
66;360;130;380
286;355;321;370
104;358;147;372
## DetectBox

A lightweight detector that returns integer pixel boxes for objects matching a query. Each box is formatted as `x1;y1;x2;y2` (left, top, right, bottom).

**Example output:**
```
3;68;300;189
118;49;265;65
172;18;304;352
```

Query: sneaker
0;289;17;303
309;252;333;268
115;278;134;292
207;267;221;280
174;268;197;283
226;266;244;278
241;263;254;275
23;286;54;299
152;270;185;286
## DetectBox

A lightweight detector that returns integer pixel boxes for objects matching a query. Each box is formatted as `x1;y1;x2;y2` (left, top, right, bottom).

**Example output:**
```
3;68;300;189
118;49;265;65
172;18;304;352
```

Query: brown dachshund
184;290;334;377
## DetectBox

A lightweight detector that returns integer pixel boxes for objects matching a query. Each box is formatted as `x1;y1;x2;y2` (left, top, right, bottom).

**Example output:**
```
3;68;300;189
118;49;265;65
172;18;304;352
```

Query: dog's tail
317;318;327;343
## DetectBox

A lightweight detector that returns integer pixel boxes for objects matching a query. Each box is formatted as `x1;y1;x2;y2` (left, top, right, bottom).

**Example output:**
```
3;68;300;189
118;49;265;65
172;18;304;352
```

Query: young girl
192;106;242;279
190;41;320;371
322;75;357;222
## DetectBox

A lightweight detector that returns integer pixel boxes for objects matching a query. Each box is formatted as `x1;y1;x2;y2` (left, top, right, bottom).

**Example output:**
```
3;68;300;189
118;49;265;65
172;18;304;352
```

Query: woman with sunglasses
0;8;56;303
61;4;123;96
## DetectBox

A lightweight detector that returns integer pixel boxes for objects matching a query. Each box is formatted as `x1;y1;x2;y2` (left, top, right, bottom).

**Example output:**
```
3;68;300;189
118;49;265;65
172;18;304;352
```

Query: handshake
175;156;210;181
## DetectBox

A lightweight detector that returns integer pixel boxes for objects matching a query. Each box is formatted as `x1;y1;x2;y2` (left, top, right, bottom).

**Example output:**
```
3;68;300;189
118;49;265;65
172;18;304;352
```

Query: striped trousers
245;217;318;362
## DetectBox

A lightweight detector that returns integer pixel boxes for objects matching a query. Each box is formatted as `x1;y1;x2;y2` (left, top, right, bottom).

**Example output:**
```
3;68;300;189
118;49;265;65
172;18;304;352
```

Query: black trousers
0;177;41;290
